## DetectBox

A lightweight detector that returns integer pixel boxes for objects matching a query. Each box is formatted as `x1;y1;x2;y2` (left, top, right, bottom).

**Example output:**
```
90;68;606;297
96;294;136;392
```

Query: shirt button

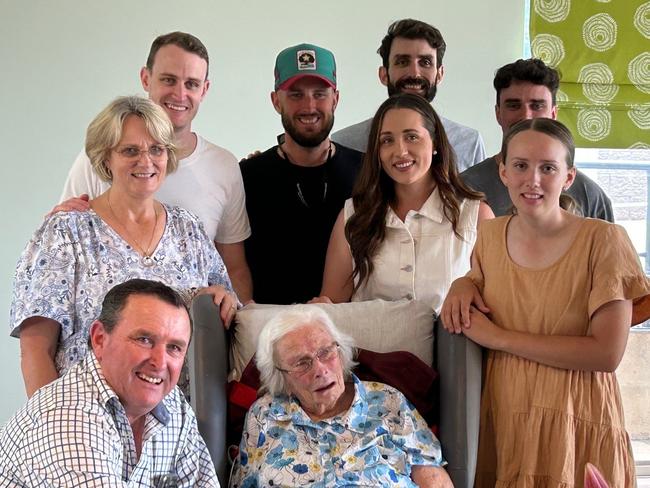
401;265;413;272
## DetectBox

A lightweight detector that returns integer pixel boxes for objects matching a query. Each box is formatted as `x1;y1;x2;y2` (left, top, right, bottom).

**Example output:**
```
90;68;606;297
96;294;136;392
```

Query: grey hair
255;306;357;396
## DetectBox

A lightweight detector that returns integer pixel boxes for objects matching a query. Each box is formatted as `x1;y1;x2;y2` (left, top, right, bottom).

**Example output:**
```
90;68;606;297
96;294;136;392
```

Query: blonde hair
85;96;178;182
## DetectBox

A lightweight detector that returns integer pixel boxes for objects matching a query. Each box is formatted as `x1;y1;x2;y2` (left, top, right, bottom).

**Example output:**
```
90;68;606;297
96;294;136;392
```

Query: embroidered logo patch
297;50;316;71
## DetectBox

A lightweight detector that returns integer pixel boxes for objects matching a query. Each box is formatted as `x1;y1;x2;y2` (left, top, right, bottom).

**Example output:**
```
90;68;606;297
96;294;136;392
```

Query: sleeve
465;221;487;293
588;223;650;317
10;215;79;339
214;158;251;245
204;228;235;293
229;405;263;488
60;150;105;201
390;389;445;470
175;411;220;487
20;408;127;487
597;192;615;223
471;133;487;165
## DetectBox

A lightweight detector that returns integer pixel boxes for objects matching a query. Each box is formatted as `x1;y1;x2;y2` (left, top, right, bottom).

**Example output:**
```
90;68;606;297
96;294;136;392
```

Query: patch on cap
297;50;316;71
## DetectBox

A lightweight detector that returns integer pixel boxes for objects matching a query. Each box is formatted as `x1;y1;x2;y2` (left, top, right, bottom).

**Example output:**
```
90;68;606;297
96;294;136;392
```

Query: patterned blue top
230;375;444;487
0;353;219;487
10;204;232;375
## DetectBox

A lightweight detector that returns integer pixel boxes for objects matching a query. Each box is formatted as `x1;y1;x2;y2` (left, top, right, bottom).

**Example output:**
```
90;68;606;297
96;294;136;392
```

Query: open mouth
131;172;157;178
522;192;543;200
136;372;163;385
314;381;335;393
164;102;188;112
296;114;321;125
394;160;415;170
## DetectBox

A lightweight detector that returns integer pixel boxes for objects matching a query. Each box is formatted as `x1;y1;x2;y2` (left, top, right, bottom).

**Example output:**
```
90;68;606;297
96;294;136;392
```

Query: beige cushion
230;299;435;381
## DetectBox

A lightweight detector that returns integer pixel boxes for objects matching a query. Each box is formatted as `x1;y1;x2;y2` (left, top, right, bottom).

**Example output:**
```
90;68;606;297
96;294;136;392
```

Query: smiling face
378;108;435;192
140;44;209;134
271;77;339;148
90;293;191;425
500;129;575;217
275;323;346;420
379;37;443;102
496;81;557;135
105;115;168;198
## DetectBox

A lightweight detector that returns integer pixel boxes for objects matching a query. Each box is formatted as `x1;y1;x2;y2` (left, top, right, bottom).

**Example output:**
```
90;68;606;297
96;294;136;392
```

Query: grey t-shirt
461;156;614;221
332;115;486;172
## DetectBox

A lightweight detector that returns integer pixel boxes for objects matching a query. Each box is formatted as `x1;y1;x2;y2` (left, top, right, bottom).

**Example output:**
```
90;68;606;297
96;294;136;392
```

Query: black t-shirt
240;143;362;304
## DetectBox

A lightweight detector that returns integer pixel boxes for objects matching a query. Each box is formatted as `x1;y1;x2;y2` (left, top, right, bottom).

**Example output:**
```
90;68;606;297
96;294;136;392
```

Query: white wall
0;0;524;423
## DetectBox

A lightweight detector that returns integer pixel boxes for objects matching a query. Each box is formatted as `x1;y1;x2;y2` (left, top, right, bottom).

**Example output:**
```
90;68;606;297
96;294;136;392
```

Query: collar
267;374;370;434
386;187;445;227
84;352;174;426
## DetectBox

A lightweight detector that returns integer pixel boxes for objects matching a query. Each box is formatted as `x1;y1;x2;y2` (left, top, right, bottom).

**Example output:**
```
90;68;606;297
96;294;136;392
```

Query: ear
89;320;108;360
201;78;211;101
332;90;340;111
495;103;502;127
435;65;445;85
378;66;389;87
551;104;558;120
140;67;151;92
270;91;282;115
564;166;577;191
498;159;509;187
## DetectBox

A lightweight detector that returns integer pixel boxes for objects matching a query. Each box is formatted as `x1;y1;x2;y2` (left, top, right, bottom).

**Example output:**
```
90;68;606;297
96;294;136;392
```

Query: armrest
435;318;482;488
189;294;229;486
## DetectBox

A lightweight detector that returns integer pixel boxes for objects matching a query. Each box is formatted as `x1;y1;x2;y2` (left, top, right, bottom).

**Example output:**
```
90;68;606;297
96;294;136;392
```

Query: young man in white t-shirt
58;32;253;302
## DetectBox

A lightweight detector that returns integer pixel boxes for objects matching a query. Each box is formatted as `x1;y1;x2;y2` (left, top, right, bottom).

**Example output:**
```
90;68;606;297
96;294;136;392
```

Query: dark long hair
346;93;482;291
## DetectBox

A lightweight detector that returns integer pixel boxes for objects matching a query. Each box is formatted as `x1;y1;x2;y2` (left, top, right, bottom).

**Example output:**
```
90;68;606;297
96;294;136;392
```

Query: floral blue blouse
10;204;232;375
230;375;444;487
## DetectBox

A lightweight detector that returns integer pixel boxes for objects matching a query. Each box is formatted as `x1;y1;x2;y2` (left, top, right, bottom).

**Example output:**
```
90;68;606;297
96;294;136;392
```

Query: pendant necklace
278;142;332;208
107;192;159;267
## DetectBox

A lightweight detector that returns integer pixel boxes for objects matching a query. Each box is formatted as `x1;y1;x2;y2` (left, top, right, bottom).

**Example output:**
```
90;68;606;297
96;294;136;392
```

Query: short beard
281;111;334;148
387;76;437;102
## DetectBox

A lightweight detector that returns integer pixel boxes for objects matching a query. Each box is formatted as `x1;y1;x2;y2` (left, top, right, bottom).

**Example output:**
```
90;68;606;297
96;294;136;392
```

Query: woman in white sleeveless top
313;93;493;313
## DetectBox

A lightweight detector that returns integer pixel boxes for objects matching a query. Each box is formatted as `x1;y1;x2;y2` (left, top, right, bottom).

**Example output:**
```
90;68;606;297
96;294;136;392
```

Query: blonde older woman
11;96;237;397
230;306;452;488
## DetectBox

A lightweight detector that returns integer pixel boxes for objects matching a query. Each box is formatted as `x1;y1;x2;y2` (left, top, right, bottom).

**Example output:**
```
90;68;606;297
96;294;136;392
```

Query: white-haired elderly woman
10;96;237;397
230;306;453;488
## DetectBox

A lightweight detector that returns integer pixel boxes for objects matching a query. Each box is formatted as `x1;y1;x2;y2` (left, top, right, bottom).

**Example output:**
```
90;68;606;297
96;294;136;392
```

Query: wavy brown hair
346;93;483;292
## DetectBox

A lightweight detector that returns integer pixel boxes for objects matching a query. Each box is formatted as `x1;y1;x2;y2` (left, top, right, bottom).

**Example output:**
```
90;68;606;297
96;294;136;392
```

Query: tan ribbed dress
469;216;649;488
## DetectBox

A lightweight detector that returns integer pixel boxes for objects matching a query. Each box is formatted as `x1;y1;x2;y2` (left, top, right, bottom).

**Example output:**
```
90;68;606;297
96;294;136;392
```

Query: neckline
502;214;587;272
88;204;169;262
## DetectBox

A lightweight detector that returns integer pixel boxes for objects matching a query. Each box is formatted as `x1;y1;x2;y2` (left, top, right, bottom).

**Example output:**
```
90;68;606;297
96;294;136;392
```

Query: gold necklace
107;192;159;267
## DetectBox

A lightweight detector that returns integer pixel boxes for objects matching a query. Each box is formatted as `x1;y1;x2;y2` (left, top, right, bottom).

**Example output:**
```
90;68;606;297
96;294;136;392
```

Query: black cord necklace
277;142;333;208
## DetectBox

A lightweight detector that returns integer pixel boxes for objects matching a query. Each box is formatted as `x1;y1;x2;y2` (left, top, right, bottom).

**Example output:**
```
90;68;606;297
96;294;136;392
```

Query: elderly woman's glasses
276;342;340;375
115;144;167;159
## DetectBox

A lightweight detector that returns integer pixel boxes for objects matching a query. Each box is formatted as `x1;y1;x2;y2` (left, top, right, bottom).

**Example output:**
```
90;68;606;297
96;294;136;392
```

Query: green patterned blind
530;0;650;148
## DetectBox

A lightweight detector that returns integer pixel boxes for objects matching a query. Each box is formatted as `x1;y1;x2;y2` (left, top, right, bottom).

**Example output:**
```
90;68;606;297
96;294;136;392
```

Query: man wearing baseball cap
241;43;362;305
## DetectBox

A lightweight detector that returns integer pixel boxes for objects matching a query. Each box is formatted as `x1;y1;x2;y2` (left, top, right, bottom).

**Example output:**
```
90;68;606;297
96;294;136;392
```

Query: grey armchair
188;295;482;488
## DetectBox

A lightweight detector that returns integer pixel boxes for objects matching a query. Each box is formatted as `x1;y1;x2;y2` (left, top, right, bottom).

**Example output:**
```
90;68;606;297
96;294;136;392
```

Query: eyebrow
158;72;202;83
129;328;188;348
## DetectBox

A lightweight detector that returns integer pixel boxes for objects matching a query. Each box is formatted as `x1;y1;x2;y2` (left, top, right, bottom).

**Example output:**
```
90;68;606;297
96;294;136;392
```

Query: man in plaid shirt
0;279;219;487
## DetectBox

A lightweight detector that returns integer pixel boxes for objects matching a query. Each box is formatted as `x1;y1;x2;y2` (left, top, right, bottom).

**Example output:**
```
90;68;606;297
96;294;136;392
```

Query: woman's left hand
462;307;504;350
196;285;239;329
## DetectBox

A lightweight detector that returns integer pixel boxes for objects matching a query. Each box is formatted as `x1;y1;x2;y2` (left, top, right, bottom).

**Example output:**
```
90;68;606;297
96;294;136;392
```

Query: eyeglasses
114;144;168;159
276;342;340;375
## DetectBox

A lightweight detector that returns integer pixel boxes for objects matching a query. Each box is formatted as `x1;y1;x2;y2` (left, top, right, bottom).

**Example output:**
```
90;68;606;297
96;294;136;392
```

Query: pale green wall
0;0;524;422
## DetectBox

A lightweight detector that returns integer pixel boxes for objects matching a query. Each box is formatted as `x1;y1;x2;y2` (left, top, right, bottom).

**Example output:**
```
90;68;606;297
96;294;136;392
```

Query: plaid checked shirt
0;353;219;487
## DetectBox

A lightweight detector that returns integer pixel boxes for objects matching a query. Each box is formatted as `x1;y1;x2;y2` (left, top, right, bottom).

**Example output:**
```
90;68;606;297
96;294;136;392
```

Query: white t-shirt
345;189;480;313
60;134;251;244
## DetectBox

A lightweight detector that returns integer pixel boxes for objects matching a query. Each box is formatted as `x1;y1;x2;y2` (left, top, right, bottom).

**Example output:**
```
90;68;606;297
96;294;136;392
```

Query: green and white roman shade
530;0;649;148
